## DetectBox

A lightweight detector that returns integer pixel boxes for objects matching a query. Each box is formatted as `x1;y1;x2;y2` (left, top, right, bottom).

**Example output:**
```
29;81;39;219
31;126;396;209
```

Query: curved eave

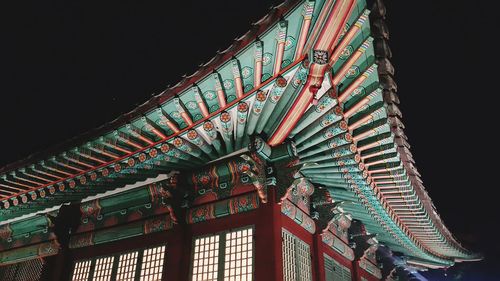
0;0;479;269
0;0;308;211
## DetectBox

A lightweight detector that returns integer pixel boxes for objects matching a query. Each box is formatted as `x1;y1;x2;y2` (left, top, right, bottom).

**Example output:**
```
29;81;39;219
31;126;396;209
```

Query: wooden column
313;233;327;281
254;188;284;281
163;223;188;280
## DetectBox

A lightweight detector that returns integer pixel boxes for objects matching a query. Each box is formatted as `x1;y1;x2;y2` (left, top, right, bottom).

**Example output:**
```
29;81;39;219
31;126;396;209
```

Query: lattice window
72;260;92;281
282;230;297;281
70;243;167;281
192;234;220;281
0;259;44;281
296;239;312;281
324;254;351;281
117;251;139;281
92;256;114;281
282;229;312;281
191;226;255;281
223;228;253;281
140;245;166;281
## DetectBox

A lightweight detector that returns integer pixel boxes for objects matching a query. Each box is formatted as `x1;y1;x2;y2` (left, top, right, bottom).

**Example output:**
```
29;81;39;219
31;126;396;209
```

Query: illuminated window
191;226;254;281
282;229;312;281
224;228;253;281
70;244;167;281
324;254;351;281
72;260;92;281
192;234;220;281
117;251;139;281
140;245;166;281
92;256;114;281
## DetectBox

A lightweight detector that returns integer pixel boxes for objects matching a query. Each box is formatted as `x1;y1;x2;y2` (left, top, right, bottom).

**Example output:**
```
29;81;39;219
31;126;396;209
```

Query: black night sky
0;1;498;280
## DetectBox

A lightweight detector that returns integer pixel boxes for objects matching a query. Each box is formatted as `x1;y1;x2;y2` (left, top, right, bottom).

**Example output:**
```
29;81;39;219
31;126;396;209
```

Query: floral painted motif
352;86;365;97
170;111;181;119
186;204;215;224
284;36;296;51
276;76;287;88
241;66;253;79
262;53;273;66
319;109;342;128
338;23;350;40
148;148;158;158
228;194;259;214
80;200;102;219
292;67;308;88
323;121;348;139
186;101;198;110
314;88;337;113
144;216;174;234
203;90;216;101
101;168;109;177
173;138;184;148
223;79;234;90
160;143;170;153
187;130;198;140
237;102;248;124
339;45;354;60
345;66;360;79
220;112;231;123
313;50;328;64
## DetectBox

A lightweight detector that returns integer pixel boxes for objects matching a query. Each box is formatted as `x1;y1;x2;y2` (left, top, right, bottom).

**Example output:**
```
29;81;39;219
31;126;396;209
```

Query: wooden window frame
189;225;255;281
281;228;312;281
70;243;167;281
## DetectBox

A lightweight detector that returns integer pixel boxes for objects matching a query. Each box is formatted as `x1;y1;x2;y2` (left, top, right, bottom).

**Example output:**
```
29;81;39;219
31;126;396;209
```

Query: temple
0;0;479;280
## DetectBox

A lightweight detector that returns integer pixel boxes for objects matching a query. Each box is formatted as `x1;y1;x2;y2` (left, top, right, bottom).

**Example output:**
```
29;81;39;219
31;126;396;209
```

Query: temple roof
0;0;479;268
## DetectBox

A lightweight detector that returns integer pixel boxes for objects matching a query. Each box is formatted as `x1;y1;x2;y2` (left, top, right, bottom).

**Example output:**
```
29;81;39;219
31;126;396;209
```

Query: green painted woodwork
0;0;478;269
0;240;59;265
69;213;174;249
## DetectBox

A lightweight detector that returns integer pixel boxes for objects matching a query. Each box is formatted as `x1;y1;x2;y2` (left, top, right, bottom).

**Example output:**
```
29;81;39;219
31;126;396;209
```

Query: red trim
2;57;305;202
281;210;317;281
354;259;381;281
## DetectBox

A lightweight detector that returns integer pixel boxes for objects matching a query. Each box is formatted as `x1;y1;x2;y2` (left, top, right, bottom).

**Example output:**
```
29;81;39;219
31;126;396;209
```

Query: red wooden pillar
163;224;188;280
353;260;360;281
314;233;326;281
254;188;284;281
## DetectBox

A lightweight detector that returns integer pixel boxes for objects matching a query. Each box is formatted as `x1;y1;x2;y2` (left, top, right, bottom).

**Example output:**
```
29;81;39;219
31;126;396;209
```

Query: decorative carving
313;50;329;65
0;224;12;240
186;193;260;224
228;193;260;214
186;204;215;224
80;200;102;219
321;232;355;261
144;215;174;234
281;199;316;234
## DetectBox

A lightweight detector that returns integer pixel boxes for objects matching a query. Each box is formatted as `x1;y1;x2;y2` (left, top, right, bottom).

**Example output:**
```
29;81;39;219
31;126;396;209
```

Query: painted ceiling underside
0;0;478;268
